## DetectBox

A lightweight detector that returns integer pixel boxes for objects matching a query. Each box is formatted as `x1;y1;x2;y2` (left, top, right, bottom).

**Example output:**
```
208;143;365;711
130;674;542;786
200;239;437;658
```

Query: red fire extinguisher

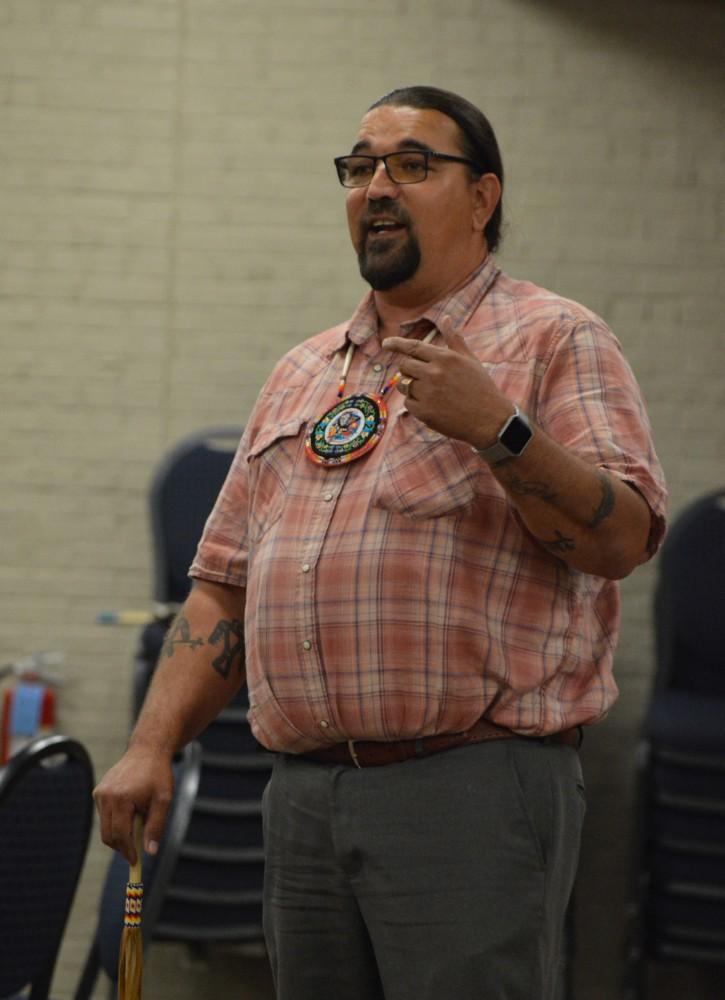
0;652;63;763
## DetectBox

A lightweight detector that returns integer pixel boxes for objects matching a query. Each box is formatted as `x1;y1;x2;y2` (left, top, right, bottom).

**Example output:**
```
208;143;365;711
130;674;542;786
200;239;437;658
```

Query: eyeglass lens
337;152;429;187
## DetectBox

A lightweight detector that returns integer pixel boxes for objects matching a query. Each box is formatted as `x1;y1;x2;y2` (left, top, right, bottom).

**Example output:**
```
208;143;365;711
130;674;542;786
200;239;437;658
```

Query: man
95;86;666;999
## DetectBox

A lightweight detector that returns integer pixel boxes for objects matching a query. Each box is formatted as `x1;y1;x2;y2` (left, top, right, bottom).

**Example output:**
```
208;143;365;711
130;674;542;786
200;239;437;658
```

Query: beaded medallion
305;392;387;467
304;328;438;469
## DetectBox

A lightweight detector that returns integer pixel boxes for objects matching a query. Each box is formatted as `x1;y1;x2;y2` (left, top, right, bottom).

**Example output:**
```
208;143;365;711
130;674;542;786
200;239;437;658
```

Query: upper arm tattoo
207;618;245;680
162;614;205;658
161;613;245;681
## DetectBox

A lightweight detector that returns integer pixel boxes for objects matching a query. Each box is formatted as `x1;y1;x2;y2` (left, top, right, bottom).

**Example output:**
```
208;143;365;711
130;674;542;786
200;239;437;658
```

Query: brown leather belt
299;718;582;768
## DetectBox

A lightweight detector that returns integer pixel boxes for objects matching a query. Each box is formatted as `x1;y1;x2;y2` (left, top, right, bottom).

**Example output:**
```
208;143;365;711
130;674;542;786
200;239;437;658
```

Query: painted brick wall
1;1;723;997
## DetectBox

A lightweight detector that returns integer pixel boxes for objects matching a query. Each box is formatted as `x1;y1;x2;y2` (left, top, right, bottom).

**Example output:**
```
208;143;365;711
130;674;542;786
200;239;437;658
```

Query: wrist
471;405;533;464
128;729;178;759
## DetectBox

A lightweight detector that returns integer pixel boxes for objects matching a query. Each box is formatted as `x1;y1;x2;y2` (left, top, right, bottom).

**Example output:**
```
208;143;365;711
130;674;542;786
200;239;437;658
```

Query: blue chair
132;425;243;718
149;425;243;609
623;488;725;997
0;735;94;1000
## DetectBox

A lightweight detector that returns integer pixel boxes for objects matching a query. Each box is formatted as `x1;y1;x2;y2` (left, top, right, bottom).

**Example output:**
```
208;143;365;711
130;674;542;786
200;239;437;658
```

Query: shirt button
319;719;329;729
373;363;383;373
301;563;311;573
302;640;312;651
323;492;334;502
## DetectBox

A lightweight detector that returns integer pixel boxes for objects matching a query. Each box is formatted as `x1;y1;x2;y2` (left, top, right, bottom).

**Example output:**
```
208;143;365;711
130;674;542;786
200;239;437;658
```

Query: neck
372;254;488;334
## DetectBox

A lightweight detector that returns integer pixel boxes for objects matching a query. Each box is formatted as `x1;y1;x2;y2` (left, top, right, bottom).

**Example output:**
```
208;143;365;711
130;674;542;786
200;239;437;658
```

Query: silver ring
398;376;415;398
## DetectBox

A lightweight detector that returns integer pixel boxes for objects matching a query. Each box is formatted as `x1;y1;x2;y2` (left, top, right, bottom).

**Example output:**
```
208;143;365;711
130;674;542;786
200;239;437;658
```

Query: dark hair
368;86;504;253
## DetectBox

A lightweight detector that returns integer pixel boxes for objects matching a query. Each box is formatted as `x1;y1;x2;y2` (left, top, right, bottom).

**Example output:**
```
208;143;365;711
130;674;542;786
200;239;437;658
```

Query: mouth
365;219;407;241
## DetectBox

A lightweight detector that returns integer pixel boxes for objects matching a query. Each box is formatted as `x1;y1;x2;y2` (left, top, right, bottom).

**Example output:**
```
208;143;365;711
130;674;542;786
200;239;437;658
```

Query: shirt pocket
370;412;479;520
247;417;307;542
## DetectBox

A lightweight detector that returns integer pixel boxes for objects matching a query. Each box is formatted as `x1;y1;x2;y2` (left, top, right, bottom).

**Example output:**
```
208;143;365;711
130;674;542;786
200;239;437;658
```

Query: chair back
653;487;725;695
0;735;94;1000
148;426;242;607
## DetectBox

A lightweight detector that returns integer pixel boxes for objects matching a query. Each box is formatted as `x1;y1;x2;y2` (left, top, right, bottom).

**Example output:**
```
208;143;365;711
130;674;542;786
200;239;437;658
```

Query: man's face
344;105;493;300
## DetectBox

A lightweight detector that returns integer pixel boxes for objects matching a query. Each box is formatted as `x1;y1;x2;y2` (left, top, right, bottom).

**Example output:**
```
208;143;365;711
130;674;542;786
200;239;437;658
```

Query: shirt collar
340;255;500;352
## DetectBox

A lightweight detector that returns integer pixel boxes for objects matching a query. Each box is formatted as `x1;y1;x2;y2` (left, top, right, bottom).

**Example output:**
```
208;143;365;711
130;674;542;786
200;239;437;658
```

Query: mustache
359;198;412;235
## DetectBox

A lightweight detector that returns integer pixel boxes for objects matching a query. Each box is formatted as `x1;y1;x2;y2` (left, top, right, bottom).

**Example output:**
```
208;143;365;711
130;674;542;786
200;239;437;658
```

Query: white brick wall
2;1;723;996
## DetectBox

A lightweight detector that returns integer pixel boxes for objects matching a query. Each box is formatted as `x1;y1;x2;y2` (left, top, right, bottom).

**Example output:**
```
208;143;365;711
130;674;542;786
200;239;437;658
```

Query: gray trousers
262;738;585;1000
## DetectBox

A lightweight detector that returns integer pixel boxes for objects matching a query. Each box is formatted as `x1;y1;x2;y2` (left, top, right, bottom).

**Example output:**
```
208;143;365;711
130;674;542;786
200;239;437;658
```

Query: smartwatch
472;405;533;464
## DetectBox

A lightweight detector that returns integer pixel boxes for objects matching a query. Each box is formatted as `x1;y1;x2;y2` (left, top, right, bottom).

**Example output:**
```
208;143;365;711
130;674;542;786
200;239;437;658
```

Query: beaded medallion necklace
304;328;438;468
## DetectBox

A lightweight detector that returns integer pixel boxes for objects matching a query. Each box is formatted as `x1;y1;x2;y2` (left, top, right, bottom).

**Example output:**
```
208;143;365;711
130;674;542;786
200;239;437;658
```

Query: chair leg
28;967;53;1000
72;939;102;1000
622;941;648;1000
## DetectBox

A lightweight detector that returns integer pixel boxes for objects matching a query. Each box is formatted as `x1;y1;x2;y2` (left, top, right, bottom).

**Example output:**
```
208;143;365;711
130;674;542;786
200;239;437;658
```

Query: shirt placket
293;462;348;741
293;340;389;742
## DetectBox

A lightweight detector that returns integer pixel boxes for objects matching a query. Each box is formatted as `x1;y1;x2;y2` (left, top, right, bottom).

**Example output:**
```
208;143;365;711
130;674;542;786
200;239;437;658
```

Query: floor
137;943;725;1000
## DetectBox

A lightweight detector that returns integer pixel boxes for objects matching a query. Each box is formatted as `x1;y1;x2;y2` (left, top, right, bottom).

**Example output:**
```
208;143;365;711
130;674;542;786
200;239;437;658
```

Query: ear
471;173;501;235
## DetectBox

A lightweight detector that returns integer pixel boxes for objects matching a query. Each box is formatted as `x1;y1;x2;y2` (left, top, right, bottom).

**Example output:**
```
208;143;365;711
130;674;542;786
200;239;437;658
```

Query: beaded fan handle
123;816;144;928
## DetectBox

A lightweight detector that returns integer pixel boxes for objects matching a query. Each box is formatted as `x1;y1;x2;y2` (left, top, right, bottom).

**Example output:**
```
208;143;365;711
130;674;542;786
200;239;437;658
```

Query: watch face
501;415;532;455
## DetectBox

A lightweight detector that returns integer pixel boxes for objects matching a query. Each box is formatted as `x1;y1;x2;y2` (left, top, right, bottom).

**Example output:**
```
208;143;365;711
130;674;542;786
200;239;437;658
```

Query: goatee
358;234;421;291
357;198;421;291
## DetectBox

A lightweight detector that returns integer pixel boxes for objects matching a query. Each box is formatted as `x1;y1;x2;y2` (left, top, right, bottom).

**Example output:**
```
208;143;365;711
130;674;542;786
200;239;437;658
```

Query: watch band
472;405;533;464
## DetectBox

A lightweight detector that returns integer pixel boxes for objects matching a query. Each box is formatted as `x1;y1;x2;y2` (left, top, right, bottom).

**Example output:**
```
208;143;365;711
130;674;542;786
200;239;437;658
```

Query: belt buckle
347;739;363;769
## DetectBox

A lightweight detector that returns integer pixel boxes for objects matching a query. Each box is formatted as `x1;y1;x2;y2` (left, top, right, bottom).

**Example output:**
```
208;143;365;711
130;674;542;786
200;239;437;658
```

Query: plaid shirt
190;257;666;752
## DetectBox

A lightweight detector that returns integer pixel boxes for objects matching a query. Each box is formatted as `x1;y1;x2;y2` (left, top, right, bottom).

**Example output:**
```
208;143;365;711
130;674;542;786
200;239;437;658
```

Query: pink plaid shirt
190;257;666;752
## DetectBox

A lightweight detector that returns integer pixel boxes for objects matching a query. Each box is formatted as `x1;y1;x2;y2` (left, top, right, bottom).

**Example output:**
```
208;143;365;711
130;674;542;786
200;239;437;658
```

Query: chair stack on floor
624;488;725;998
150;682;272;947
131;423;272;950
78;425;273;995
133;639;271;951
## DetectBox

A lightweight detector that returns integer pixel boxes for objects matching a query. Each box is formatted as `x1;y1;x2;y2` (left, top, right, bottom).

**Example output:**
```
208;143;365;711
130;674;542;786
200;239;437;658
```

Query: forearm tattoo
588;472;616;530
208;618;245;679
503;473;558;504
162;614;205;657
526;475;613;559
161;613;245;680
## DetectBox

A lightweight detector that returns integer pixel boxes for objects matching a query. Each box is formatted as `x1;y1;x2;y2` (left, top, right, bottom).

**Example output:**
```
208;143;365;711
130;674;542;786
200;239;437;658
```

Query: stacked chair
149;683;271;948
80;425;273;996
0;735;94;1000
130;424;273;951
623;487;725;997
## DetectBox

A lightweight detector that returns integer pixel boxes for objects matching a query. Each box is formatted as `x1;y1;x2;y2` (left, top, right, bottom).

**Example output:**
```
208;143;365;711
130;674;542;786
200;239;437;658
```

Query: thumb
438;315;475;357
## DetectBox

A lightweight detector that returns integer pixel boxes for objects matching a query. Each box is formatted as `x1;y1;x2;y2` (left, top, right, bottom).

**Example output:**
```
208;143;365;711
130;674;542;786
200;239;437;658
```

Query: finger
95;789;136;864
92;783;113;850
122;808;142;867
438;317;475;357
382;336;441;362
144;784;173;856
396;356;430;380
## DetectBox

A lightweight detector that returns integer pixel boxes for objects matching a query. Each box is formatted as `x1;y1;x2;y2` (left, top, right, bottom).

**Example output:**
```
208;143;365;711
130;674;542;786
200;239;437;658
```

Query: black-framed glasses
334;150;483;188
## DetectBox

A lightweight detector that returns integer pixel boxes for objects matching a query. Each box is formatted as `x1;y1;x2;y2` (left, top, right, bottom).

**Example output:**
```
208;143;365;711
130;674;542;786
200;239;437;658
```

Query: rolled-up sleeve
537;318;667;556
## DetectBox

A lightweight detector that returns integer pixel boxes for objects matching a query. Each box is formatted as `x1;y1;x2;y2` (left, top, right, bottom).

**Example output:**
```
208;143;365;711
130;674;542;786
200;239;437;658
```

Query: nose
366;158;399;199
